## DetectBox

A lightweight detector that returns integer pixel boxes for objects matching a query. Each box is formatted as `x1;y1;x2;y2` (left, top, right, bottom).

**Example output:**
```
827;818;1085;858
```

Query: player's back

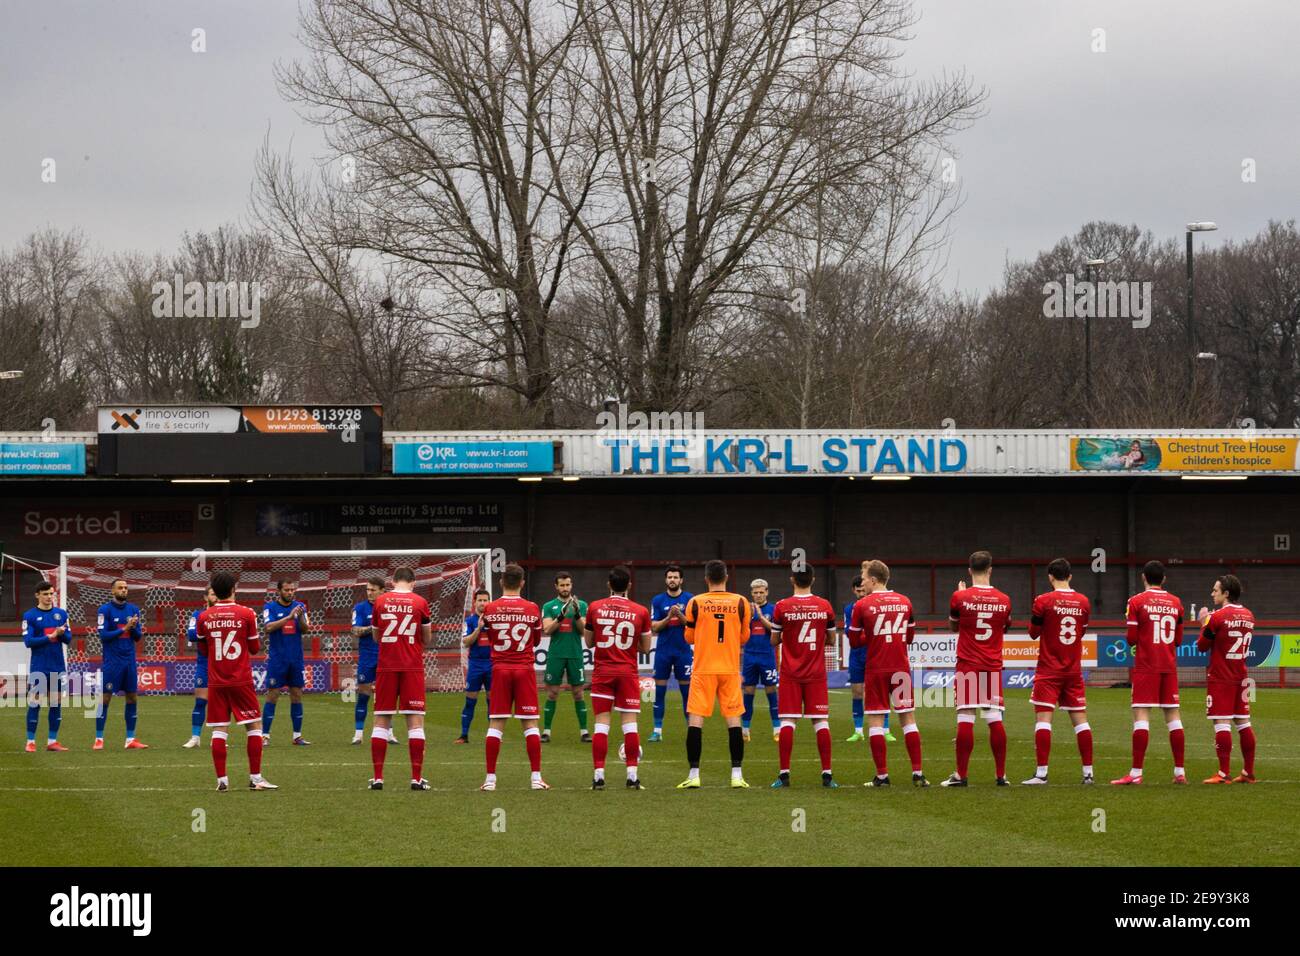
851;590;915;673
773;594;835;680
950;585;1011;669
685;591;750;675
587;595;651;673
482;595;542;667
1031;588;1090;675
1203;603;1255;682
1126;588;1183;672
372;590;431;671
198;602;259;687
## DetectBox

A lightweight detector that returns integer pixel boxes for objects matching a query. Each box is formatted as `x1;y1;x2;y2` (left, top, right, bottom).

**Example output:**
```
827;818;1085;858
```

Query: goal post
57;549;492;695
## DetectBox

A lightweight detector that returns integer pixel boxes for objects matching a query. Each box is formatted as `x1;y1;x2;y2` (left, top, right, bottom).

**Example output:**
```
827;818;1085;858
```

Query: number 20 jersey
1125;588;1184;673
195;602;259;688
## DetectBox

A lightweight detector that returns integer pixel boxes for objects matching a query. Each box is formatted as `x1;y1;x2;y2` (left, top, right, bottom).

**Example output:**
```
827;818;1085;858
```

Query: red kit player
769;568;839;789
848;560;927;787
480;563;547;791
942;550;1012;787
1198;574;1257;784
194;571;276;792
368;566;433;791
583;565;652;790
1112;561;1188;785
1024;558;1094;785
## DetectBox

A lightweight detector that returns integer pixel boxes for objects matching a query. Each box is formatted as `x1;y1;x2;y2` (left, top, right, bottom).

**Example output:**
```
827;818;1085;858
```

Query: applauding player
942;552;1011;787
769;569;838;788
1198;575;1257;784
1024;560;1094;785
457;589;492;743
849;561;927;787
650;566;694;741
1112;562;1187;785
22;582;71;752
480;564;548;791
368;567;433;791
195;572;276;791
94;579;148;751
541;573;590;743
584;566;652;790
261;580;311;746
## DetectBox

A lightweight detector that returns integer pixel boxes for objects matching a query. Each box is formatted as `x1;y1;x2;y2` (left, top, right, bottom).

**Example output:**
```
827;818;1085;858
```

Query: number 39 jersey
372;591;433;672
1029;588;1091;677
949;585;1012;671
586;595;651;675
481;595;543;668
1125;588;1184;673
195;601;260;688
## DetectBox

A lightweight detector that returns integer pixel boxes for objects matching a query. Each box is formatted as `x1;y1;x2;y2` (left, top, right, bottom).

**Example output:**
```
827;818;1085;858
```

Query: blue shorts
848;646;867;685
742;659;779;687
356;657;379;686
101;658;138;696
465;659;493;693
654;648;693;683
266;659;306;690
27;671;66;704
194;656;209;689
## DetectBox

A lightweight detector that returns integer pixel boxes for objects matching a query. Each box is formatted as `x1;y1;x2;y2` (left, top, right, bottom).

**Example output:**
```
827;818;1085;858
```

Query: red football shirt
196;601;259;688
373;590;432;671
1198;603;1255;683
586;595;651;675
482;595;543;668
849;590;916;675
1029;588;1091;677
772;594;836;681
949;585;1012;670
1125;588;1184;673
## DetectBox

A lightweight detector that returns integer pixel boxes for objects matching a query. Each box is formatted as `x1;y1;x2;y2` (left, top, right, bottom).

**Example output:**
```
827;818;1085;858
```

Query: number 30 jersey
481;595;543;668
949;585;1012;671
1029;588;1091;677
586;595;651;675
1125;588;1184;673
373;591;433;672
195;601;260;688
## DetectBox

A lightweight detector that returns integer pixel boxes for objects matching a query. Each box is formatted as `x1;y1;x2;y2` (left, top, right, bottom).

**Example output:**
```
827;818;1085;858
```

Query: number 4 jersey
372;590;433;671
1125;588;1184;672
195;601;260;687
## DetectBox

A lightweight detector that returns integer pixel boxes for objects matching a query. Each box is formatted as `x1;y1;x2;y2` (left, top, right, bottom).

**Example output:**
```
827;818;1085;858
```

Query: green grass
2;687;1297;866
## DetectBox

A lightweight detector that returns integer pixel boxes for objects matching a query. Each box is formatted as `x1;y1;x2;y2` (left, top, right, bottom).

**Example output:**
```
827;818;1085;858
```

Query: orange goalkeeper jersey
684;591;751;675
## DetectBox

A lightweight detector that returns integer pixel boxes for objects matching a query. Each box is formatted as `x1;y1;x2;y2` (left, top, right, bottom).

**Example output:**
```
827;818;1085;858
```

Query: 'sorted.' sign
393;440;554;475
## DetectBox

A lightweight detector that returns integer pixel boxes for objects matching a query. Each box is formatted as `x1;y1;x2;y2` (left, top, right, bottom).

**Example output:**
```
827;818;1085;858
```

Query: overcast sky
1;0;1297;296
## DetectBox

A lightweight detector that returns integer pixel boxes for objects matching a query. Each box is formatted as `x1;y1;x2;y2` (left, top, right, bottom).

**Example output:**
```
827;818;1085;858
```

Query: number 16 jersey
196;601;260;688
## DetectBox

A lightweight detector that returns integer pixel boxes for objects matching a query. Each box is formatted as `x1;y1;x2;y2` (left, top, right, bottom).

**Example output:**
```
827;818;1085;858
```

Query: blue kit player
844;574;892;743
94;578;149;750
456;588;492;743
23;581;71;752
741;578;781;742
261;579;312;746
649;565;694;742
352;576;398;745
183;586;218;748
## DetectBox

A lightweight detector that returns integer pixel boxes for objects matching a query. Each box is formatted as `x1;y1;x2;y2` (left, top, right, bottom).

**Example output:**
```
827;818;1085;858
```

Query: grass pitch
2;687;1296;866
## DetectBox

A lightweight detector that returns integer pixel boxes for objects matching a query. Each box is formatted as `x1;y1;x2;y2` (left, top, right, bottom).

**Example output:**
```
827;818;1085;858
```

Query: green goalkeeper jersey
542;596;588;659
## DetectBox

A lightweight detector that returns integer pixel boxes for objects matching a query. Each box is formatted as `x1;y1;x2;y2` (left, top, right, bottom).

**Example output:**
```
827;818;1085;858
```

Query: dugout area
2;472;1297;690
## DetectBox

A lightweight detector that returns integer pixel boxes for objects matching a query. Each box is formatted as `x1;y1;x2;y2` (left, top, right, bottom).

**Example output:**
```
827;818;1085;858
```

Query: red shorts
590;670;641;713
863;670;915;714
375;669;427;715
489;665;539;719
954;668;1004;710
1205;679;1250;719
777;678;830;720
206;683;261;726
1131;671;1179;708
1030;673;1087;711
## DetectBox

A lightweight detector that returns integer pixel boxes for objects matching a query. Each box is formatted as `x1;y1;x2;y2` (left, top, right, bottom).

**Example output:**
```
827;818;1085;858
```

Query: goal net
57;550;490;694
